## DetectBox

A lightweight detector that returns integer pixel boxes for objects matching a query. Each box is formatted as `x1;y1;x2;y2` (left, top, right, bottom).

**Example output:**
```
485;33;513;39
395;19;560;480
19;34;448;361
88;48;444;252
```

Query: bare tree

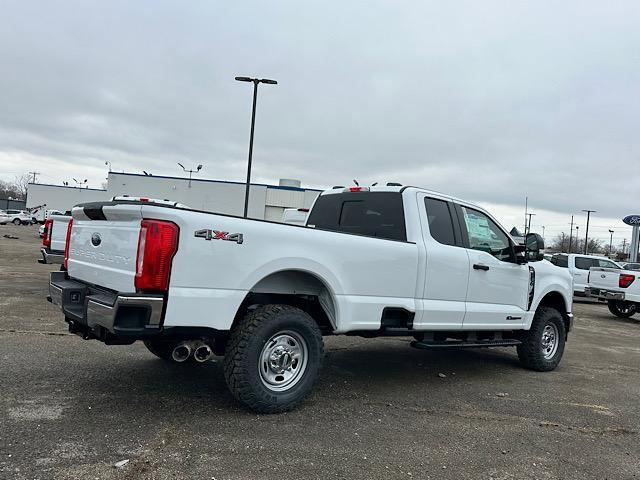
0;179;22;199
549;232;604;254
13;174;31;199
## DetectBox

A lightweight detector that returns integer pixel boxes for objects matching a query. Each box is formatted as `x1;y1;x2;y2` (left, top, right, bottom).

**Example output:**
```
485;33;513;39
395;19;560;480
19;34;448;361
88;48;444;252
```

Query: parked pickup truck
586;267;639;318
39;214;71;264
47;186;574;412
550;253;621;295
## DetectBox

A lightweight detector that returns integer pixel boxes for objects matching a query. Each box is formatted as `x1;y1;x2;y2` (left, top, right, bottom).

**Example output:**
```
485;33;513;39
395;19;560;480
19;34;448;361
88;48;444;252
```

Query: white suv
5;210;33;225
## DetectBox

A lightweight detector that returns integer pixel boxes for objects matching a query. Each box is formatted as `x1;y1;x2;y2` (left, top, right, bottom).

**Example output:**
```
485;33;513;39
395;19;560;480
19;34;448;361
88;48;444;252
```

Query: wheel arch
233;269;338;334
536;291;571;337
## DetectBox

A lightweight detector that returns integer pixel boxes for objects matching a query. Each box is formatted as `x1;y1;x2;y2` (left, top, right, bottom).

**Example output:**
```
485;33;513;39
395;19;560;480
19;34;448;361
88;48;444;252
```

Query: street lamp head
235;76;253;82
259;78;278;85
197;164;203;171
177;162;185;171
609;229;614;234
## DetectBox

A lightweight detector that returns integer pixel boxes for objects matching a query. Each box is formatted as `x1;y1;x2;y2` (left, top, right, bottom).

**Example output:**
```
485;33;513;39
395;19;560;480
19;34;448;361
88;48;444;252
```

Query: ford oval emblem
91;232;102;246
623;215;640;226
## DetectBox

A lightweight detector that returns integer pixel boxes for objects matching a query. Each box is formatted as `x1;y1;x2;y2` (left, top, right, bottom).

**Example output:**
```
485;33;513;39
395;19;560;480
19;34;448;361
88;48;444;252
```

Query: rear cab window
307;192;406;241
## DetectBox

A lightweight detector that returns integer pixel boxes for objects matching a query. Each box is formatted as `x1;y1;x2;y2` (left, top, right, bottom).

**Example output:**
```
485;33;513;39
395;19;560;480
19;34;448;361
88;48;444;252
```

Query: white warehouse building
27;172;322;221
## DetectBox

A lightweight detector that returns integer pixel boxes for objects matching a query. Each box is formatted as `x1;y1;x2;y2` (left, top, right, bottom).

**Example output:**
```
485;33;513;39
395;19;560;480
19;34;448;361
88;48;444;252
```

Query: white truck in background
39;214;71;264
550;253;621;295
586;267;639;318
47;185;573;413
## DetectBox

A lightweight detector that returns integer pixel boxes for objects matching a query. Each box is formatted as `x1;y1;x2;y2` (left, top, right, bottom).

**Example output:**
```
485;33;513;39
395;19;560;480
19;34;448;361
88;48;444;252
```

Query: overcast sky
1;1;638;244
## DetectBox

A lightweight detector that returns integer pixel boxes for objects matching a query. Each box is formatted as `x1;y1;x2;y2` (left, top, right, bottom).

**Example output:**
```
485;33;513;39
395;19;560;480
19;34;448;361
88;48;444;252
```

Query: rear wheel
223;304;324;413
517;307;566;371
607;300;636;318
12;218;21;225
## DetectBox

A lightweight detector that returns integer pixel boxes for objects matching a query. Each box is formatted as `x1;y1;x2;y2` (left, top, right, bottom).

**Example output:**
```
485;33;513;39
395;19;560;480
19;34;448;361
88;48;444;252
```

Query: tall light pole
582;209;596;254
72;178;87;189
609;229;614;256
575;226;579;253
542;225;545;242
235;76;278;218
177;163;203;188
105;161;112;172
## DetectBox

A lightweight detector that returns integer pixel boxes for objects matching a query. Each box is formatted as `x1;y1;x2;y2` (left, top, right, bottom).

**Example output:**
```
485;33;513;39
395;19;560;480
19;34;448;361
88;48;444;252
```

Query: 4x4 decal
194;229;244;244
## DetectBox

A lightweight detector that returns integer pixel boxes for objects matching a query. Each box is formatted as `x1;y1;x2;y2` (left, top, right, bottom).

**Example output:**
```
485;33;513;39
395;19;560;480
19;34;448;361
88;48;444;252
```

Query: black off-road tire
143;339;176;361
223;304;324;413
517;307;566;372
607;300;637;318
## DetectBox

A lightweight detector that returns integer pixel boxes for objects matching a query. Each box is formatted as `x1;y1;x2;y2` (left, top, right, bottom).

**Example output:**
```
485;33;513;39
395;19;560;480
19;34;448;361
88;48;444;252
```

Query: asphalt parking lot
1;224;638;480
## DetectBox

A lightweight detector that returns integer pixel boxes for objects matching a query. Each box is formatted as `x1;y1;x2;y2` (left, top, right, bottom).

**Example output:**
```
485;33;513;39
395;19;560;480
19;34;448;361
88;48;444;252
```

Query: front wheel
12;218;21;225
223;304;324;413
517;307;566;372
607;300;636;318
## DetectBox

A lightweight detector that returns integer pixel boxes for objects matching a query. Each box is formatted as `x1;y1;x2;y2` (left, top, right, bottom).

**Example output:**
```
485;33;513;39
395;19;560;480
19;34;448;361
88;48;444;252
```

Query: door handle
473;264;490;271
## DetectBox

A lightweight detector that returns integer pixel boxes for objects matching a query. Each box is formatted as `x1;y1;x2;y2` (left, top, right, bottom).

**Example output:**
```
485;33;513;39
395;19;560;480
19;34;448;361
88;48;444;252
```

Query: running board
411;339;521;349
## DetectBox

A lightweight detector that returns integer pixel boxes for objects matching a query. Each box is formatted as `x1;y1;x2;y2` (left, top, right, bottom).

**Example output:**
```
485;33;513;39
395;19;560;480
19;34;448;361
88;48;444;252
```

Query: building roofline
108;171;323;192
27;183;107;192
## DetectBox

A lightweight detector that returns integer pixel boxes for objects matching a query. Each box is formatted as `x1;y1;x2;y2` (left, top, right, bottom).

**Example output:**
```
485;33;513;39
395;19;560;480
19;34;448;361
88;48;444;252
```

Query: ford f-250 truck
47;185;574;412
586;266;639;318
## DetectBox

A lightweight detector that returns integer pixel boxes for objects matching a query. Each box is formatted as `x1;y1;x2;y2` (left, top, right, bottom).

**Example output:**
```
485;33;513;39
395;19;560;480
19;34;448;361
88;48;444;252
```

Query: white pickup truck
586;267;639;318
47;186;573;412
39;214;71;264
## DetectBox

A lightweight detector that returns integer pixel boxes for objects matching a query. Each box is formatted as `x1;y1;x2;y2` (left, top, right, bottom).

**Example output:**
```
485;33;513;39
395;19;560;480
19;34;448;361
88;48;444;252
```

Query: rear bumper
584;287;625;301
39;247;64;264
48;271;164;341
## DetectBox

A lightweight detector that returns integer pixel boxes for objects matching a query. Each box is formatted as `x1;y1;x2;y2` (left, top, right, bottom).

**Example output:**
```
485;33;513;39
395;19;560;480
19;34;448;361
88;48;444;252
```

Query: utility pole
526;213;536;235
575;226;579;252
524;197;528;234
582;209;596;254
542;225;545;242
235;76;278;218
568;215;574;253
28;171;40;183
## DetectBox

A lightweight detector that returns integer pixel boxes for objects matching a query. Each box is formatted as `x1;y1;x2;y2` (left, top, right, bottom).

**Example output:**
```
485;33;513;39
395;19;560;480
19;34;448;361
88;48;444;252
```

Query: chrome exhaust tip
193;343;213;363
171;342;192;362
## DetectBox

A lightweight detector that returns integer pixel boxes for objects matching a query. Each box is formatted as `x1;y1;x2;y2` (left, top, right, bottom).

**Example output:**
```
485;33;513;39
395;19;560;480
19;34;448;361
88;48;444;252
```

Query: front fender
526;261;573;329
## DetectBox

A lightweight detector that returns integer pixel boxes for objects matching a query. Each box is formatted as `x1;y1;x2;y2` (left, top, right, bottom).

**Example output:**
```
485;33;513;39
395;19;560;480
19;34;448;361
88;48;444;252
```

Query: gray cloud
1;0;639;240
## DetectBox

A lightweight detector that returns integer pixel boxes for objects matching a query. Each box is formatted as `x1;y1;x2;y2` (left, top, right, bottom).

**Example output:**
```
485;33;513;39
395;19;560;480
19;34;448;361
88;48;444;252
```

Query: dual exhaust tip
171;340;214;363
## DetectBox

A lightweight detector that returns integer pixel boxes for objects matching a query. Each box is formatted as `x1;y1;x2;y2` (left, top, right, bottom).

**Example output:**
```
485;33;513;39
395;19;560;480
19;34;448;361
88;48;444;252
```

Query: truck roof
320;185;471;207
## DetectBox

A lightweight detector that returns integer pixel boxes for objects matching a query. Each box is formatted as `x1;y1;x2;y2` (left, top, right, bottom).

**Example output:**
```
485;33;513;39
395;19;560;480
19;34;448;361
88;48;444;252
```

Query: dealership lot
1;224;639;479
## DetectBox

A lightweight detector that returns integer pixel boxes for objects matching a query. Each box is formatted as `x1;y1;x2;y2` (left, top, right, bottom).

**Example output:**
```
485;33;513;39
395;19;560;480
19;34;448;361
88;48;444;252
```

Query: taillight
619;274;635;289
63;219;74;269
135;219;179;292
42;219;53;248
346;186;370;193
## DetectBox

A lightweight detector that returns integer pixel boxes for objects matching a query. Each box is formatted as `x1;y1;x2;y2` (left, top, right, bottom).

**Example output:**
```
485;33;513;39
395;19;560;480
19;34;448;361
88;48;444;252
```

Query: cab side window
424;198;457;246
598;259;619;269
460;206;513;262
551;254;569;267
574;257;593;270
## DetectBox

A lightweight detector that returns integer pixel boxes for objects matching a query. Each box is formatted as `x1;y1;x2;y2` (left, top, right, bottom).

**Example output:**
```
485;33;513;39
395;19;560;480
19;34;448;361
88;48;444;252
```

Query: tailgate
67;205;142;292
50;215;70;252
588;267;620;289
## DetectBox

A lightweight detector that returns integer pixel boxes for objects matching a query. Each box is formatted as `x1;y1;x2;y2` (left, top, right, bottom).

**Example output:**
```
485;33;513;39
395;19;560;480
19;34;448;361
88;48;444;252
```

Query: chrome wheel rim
259;330;308;392
541;323;559;359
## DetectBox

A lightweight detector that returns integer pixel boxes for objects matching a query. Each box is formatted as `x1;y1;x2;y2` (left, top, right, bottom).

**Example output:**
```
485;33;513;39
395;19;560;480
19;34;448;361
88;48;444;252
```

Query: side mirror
525;233;545;261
